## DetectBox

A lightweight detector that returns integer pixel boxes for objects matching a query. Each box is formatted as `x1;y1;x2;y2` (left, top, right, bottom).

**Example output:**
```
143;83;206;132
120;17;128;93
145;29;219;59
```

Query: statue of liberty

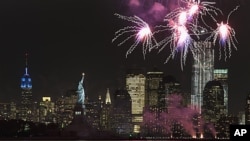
77;73;85;108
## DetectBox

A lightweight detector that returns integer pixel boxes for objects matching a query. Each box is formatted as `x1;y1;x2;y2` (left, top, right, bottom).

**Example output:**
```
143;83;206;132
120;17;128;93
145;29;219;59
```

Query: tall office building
39;97;56;124
202;80;225;138
19;53;33;121
85;99;102;130
10;102;17;119
0;103;12;120
238;111;245;125
55;89;77;128
112;88;132;136
145;67;164;107
214;69;229;114
126;68;146;133
100;88;112;130
158;75;182;109
105;88;111;105
191;41;214;114
202;80;225;121
245;92;250;124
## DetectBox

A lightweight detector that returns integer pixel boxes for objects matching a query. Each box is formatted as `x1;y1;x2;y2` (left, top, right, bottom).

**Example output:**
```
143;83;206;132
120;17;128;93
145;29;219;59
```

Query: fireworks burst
113;0;239;69
112;13;157;58
206;5;240;61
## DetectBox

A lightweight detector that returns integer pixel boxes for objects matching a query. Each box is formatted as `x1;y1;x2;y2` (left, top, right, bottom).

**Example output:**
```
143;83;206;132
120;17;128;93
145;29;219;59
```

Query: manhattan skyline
0;0;249;115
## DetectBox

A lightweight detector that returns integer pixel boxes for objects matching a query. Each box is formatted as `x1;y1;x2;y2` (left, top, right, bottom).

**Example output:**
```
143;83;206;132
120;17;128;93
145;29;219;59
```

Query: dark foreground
0;137;230;141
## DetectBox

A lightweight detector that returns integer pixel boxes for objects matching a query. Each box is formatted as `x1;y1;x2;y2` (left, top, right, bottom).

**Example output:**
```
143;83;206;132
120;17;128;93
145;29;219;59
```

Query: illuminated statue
77;73;85;106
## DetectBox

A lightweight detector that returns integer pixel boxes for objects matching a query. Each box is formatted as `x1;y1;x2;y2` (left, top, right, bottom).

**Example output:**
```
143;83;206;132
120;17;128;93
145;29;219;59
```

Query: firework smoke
142;94;216;138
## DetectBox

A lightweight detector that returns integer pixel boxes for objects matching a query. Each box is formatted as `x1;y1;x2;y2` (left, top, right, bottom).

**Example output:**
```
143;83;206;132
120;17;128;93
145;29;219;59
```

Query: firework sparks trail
112;13;158;58
113;0;239;69
153;19;196;70
153;0;226;68
206;5;240;61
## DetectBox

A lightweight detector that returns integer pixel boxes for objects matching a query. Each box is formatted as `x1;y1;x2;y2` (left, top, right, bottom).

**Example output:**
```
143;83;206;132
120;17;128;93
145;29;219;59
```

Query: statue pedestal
62;103;98;139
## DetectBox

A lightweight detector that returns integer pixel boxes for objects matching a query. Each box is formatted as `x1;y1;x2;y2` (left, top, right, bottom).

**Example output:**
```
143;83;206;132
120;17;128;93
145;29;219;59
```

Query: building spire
21;52;32;89
25;52;29;75
105;88;111;104
25;52;28;66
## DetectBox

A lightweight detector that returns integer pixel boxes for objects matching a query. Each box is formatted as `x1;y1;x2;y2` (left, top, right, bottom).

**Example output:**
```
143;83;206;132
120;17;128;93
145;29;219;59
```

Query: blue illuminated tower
19;53;33;121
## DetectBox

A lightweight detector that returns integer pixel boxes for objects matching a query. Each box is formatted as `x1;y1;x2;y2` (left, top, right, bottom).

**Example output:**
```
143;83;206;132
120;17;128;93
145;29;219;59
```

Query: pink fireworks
136;25;152;41
112;13;157;58
188;4;199;18
113;0;239;69
206;5;240;61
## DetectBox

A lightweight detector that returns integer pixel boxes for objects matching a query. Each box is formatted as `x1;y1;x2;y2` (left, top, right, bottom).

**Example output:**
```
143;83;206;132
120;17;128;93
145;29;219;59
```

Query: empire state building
19;53;33;121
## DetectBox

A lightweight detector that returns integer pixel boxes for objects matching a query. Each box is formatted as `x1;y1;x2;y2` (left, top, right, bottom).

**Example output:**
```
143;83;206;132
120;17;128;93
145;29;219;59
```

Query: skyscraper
202;80;225;138
202;80;225;120
39;97;55;124
214;69;229;114
158;75;182;109
0;103;12;120
191;41;214;114
55;89;77;128
142;75;185;138
245;92;250;124
126;68;146;133
100;88;112;130
145;67;164;107
85;94;102;131
19;53;33;121
112;88;132;136
105;88;111;105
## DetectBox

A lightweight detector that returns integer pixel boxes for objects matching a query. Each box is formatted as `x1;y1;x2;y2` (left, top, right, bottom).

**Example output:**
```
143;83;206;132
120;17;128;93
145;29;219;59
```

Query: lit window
75;111;81;115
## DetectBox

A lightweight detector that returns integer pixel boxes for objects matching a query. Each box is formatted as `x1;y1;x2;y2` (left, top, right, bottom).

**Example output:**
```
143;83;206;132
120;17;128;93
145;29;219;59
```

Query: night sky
0;0;249;115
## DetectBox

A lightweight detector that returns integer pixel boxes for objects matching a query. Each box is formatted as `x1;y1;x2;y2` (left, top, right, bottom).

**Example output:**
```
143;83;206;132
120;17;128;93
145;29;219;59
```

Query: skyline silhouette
0;0;249;116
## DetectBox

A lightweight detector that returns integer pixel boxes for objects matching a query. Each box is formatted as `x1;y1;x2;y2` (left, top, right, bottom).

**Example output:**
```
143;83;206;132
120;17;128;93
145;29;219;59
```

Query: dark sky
0;0;249;115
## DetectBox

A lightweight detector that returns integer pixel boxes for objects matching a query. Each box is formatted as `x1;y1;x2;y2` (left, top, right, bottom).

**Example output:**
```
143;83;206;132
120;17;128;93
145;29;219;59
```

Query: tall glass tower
20;53;33;121
112;88;132;135
246;93;250;124
145;67;164;107
214;69;228;114
202;80;225;138
126;68;146;133
191;41;214;114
